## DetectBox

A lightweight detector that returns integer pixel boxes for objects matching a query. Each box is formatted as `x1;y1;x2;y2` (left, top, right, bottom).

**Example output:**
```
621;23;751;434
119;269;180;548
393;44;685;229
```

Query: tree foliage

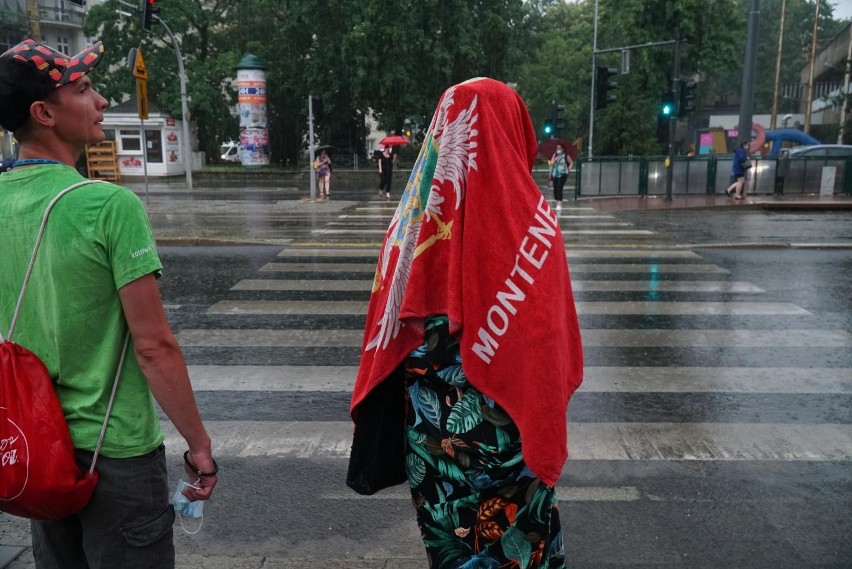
82;0;849;163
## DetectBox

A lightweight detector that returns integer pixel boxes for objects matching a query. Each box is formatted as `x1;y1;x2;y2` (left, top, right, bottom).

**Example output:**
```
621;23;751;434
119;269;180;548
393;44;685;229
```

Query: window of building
56;36;69;54
118;129;142;153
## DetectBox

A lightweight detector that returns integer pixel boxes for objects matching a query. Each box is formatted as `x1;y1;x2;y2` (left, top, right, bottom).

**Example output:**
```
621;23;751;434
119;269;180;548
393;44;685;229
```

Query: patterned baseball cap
0;39;105;132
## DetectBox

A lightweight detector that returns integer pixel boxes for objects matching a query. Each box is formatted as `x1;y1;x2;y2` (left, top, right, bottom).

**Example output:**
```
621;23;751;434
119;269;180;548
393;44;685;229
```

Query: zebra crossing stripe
186;365;852;394
275;248;703;259
231;279;764;293
176;328;847;348
260;262;729;273
320;486;641;502
260;263;376;272
160;421;852;461
311;229;657;235
206;300;808;316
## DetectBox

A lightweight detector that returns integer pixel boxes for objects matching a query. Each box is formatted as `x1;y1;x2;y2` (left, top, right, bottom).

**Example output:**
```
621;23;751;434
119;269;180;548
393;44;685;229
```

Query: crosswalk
3;201;850;568
177;202;852;450
171;203;851;560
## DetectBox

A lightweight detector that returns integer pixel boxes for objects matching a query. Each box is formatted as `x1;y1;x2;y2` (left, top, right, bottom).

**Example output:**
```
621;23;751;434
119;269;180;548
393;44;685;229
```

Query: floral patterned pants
403;317;565;569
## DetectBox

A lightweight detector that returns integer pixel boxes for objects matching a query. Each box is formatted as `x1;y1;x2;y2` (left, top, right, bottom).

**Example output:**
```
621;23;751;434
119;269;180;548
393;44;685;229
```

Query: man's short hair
0;39;104;132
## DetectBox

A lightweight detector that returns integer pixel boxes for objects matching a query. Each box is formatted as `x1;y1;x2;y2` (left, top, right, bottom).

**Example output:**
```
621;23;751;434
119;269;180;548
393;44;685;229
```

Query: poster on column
237;69;267;128
239;128;270;166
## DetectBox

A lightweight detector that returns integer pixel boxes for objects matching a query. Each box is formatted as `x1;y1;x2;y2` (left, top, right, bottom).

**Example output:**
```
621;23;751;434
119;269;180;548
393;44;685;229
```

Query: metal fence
576;155;852;197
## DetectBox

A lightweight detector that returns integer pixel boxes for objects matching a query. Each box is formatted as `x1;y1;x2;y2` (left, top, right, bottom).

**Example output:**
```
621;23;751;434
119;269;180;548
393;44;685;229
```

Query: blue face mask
172;479;204;534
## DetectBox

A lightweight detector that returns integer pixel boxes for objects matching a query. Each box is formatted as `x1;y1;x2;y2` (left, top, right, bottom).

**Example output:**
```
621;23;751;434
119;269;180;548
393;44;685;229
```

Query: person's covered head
0;39;105;134
353;78;582;485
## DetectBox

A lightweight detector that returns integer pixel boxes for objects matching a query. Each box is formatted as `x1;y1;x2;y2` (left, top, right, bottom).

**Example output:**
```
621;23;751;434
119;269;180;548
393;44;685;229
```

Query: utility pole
308;96;316;200
664;32;681;203
588;0;600;158
838;26;851;144
737;0;760;146
804;0;819;133
25;0;40;38
153;15;193;189
770;0;787;130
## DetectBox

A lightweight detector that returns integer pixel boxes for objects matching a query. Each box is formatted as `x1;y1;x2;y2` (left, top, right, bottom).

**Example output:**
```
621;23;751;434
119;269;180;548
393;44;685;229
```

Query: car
219;141;241;162
779;144;852;158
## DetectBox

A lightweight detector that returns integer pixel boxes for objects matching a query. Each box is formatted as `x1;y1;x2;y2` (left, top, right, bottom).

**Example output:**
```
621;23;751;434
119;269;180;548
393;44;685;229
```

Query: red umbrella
537;139;578;161
379;135;410;146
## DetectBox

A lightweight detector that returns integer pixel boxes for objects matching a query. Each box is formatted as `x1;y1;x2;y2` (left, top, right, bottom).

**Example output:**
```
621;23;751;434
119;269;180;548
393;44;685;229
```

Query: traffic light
555;103;566;130
140;0;156;31
594;66;617;110
659;91;676;118
543;119;554;136
678;79;697;115
311;97;323;122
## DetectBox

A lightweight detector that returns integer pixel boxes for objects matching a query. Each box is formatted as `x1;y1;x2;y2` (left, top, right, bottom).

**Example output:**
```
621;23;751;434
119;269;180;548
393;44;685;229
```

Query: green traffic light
544;124;553;134
661;104;673;116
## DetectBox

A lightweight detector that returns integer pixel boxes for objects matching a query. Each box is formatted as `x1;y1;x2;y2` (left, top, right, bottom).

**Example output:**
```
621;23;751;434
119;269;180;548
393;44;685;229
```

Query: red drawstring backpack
0;180;128;520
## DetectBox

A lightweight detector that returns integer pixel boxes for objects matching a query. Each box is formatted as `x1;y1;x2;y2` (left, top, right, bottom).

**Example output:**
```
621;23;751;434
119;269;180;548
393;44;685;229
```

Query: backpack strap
0;178;127;477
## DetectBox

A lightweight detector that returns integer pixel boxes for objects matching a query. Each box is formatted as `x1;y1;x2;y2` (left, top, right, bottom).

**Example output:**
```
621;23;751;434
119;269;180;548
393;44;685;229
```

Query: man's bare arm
119;274;217;499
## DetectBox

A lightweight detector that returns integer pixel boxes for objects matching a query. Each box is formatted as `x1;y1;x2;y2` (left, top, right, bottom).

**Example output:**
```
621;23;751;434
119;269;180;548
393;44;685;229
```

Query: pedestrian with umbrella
377;135;408;200
314;146;332;200
378;145;394;200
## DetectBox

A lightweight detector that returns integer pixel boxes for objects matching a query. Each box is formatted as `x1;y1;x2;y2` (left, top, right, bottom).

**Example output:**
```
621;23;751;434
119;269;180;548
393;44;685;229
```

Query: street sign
132;48;148;81
136;80;149;120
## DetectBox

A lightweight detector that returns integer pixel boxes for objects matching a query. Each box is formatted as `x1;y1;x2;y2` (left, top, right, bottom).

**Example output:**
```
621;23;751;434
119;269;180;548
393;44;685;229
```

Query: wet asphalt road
1;190;850;569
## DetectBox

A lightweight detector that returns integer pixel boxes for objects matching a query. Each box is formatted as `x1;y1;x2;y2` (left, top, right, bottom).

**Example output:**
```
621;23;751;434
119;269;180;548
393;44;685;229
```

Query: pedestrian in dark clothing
378;145;394;199
725;139;751;200
549;144;573;213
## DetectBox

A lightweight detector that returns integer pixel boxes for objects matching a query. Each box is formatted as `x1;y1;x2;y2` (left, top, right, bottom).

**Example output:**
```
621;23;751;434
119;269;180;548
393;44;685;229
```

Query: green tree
84;0;243;162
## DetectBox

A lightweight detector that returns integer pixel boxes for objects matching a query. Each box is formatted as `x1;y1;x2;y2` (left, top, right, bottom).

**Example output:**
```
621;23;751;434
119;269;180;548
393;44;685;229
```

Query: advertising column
236;53;269;166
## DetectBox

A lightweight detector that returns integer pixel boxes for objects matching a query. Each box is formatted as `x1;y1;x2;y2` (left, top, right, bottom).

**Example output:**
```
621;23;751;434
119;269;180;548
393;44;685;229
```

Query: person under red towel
349;77;583;568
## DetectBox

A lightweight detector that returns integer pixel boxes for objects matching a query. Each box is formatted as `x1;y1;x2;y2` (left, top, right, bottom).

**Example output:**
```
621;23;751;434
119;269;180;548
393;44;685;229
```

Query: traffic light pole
591;35;676;159
587;0;600;158
665;34;681;203
308;95;316;200
153;15;193;189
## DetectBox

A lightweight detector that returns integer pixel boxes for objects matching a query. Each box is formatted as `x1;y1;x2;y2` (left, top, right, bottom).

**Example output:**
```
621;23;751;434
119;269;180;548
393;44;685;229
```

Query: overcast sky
831;1;852;22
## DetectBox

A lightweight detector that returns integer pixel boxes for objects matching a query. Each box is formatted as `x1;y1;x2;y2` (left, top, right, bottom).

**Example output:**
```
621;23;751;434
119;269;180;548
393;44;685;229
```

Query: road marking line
275;248;702;259
161;422;852;461
177;328;845;348
184;365;852;394
206;300;809;316
313;229;657;236
321;486;641;502
580;367;852;394
259;262;729;273
231;279;763;293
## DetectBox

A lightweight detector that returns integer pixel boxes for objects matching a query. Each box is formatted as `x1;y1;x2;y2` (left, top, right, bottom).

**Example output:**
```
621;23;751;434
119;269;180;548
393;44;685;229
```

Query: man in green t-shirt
0;39;218;568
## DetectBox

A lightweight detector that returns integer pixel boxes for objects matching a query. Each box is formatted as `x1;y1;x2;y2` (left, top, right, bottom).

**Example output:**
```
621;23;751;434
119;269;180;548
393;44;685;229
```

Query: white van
220;141;240;162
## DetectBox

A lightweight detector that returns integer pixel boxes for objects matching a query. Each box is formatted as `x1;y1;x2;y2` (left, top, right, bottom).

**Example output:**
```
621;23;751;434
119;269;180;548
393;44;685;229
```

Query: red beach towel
351;78;583;486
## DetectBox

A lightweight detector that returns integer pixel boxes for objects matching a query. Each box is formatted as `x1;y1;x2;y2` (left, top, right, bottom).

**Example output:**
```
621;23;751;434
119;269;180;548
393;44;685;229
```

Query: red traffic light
141;0;156;31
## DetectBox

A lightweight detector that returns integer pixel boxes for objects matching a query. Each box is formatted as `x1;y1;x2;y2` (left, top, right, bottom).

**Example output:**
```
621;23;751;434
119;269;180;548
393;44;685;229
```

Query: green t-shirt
0;165;164;458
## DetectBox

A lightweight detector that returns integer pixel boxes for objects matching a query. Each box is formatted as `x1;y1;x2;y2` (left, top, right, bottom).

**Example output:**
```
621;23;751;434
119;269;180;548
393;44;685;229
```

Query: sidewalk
577;192;852;212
